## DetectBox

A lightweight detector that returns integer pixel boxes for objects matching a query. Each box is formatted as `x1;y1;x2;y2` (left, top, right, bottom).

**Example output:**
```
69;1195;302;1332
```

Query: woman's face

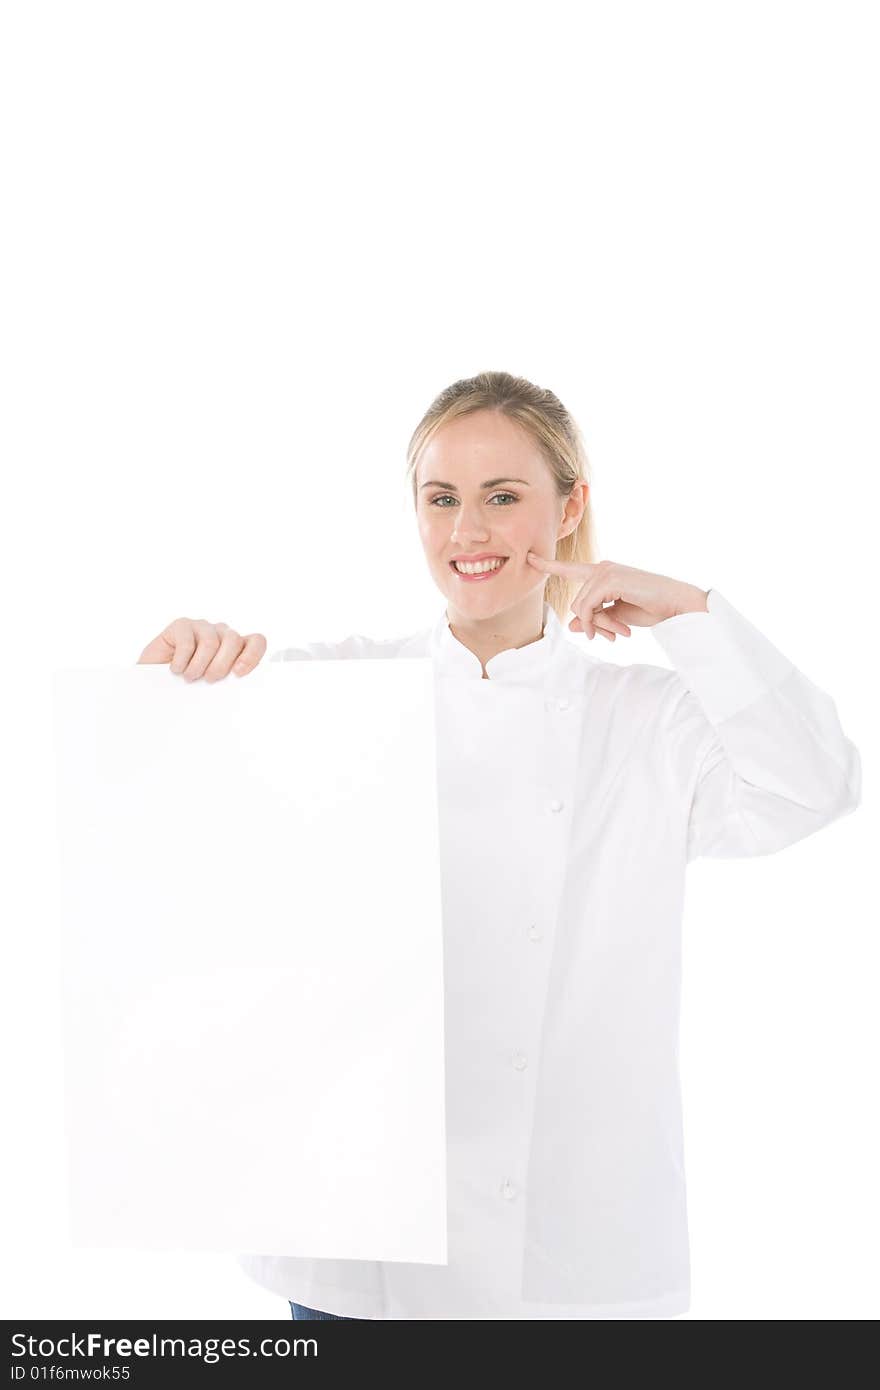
415;409;587;621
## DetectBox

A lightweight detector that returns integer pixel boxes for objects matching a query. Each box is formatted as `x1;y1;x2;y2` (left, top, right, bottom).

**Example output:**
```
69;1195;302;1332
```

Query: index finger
526;551;595;575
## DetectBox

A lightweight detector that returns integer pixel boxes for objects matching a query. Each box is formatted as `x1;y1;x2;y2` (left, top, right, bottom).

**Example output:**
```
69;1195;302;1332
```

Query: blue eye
430;492;518;506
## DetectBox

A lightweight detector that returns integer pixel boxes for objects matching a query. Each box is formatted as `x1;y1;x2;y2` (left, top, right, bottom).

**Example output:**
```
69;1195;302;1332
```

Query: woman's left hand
525;553;708;641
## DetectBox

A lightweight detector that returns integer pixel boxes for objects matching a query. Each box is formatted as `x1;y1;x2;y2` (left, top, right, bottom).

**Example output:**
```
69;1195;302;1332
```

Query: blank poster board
51;656;447;1264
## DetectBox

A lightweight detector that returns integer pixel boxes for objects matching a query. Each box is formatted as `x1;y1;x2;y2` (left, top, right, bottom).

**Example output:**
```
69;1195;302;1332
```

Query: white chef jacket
236;589;861;1319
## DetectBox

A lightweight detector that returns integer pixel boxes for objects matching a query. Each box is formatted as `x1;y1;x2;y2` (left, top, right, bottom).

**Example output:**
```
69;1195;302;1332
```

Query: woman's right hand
137;618;267;681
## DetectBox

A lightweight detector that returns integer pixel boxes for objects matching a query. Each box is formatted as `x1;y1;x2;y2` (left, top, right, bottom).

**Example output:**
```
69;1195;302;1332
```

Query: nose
451;503;491;546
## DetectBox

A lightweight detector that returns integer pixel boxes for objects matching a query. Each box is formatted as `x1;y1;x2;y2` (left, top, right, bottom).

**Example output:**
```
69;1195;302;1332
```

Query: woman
139;371;862;1319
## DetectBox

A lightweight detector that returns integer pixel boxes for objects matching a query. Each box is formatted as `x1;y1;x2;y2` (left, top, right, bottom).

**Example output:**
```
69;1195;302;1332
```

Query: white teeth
453;557;506;574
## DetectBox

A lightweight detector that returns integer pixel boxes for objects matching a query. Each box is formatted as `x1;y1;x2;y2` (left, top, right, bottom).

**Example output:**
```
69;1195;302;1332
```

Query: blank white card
51;656;447;1264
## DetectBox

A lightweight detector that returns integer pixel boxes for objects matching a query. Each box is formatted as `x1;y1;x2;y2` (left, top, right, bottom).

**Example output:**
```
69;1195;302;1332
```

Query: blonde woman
139;371;862;1320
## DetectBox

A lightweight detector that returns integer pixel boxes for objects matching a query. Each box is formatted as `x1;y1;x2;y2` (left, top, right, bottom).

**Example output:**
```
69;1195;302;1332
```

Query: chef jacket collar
429;600;566;683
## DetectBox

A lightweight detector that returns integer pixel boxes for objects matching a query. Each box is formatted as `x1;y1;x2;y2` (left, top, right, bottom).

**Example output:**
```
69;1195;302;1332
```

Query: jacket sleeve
267;633;378;662
651;589;862;861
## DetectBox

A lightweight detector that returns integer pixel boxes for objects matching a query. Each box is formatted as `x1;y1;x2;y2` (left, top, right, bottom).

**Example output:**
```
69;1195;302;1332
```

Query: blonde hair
405;370;598;623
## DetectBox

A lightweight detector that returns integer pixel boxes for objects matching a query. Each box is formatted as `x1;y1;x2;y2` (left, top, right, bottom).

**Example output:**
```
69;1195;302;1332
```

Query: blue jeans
289;1300;365;1321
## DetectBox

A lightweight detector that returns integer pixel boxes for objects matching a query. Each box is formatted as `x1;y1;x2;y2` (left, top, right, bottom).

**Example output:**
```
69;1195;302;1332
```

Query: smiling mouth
449;556;509;574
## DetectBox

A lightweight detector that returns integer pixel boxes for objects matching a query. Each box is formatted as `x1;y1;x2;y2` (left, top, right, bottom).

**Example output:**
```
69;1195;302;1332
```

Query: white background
1;0;876;1319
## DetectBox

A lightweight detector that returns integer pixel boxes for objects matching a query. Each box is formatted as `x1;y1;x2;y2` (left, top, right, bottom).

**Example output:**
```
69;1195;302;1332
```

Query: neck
446;593;547;673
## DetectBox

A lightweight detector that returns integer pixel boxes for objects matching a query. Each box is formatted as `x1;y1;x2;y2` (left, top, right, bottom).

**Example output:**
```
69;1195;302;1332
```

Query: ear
559;481;588;538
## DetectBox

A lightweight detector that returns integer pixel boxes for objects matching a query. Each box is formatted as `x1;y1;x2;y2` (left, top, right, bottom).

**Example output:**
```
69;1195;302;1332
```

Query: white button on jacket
237;590;861;1320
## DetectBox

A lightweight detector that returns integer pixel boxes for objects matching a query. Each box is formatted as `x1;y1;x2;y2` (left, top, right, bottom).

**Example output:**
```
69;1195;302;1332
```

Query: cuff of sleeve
650;588;797;724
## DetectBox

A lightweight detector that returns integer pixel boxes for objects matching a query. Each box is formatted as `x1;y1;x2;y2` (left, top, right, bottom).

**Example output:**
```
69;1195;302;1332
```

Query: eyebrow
418;476;532;491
